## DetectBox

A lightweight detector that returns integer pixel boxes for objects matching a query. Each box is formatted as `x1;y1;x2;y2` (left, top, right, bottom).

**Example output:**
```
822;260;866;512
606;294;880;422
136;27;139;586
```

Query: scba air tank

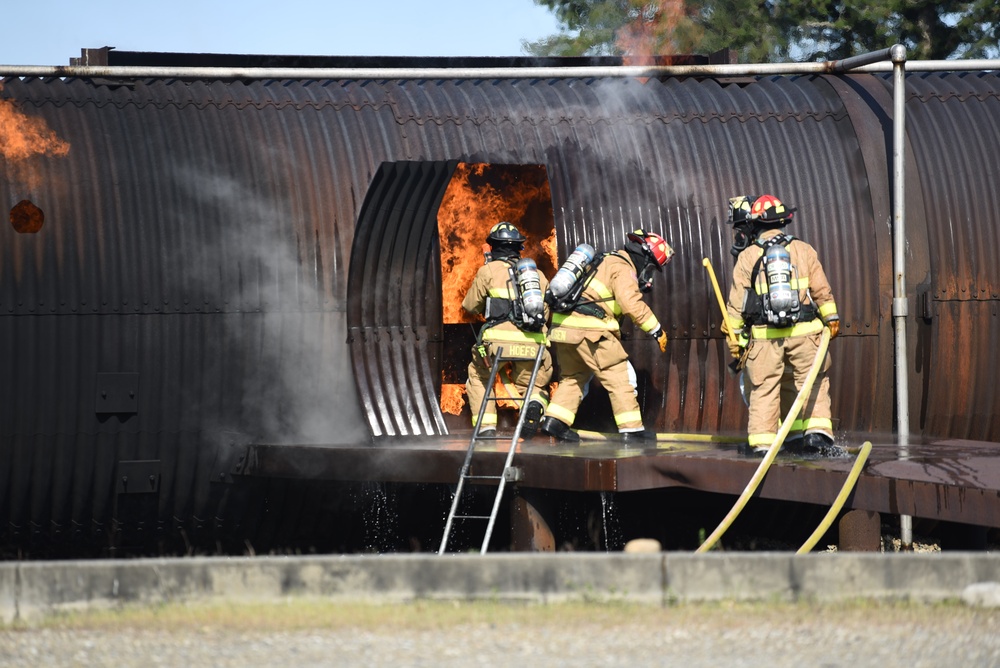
763;243;799;325
548;243;596;300
515;258;544;318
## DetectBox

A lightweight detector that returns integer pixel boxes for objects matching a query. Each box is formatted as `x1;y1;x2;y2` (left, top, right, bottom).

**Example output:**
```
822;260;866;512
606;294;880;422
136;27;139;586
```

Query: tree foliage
524;0;1000;61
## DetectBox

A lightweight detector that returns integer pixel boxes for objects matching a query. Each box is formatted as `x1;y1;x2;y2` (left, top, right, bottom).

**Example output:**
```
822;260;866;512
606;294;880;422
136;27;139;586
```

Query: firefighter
539;229;673;443
463;222;553;438
724;194;841;456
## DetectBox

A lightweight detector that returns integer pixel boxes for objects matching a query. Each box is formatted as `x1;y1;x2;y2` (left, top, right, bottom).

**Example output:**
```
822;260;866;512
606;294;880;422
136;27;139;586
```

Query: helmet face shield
637;263;657;293
726;194;758;256
730;227;752;257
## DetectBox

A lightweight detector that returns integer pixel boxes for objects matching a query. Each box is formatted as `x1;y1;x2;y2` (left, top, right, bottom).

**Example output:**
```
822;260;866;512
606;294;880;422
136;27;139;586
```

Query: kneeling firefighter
724;194;841;456
540;229;674;443
462;222;553;438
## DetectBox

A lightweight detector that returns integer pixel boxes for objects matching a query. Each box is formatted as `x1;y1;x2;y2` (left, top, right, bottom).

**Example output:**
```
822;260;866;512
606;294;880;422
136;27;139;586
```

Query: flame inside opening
437;163;558;416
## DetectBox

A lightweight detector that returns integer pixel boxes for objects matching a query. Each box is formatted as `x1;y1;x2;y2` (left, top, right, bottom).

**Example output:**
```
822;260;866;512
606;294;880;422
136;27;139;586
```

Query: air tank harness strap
744;233;816;326
573;298;611;319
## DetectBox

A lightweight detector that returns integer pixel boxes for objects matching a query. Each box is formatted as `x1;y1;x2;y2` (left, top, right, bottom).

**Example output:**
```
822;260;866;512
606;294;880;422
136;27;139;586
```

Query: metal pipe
829;48;897;71
0;63;840;79
853;59;1000;72
890;44;913;548
0;57;996;80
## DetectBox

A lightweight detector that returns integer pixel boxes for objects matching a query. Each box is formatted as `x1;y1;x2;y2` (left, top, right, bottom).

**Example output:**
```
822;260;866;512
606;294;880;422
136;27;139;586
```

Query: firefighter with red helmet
463;222;553;438
724;195;841;456
539;229;674;443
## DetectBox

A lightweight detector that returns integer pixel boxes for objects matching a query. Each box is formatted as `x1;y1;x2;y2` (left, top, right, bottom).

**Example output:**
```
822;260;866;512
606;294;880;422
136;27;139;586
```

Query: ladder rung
439;343;546;555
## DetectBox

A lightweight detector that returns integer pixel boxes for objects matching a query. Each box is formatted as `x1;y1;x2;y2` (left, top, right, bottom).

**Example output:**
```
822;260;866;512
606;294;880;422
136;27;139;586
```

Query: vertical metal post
890;44;913;547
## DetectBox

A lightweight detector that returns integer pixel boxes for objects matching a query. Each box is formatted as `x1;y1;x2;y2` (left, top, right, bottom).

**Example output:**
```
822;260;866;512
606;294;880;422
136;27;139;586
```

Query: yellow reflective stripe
804;418;833;432
818;302;838;319
789;419;806;432
638;315;659;333
482;329;547;344
551;312;620;331
614;410;642;426
751;318;825;339
545;403;575;424
588;278;613;300
748;433;776;446
587;278;620;316
487;287;515;299
473;414;498;427
529;394;549;407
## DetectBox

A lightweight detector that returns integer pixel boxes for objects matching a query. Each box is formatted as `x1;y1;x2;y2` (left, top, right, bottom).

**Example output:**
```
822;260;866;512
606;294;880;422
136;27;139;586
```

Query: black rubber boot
802;432;833;456
737;442;767;457
783;434;805;455
804;432;849;458
620;430;656;445
520;400;545;439
540;416;580;442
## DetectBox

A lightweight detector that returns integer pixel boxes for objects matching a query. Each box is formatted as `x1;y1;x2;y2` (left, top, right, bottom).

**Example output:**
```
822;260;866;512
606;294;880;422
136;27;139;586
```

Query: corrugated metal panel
348;161;453;437
1;69;999;554
892;72;1000;438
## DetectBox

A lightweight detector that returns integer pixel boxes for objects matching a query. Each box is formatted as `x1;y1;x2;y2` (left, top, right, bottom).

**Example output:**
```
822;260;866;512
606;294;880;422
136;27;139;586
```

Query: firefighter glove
651;327;668;353
727;338;744;360
827;319;840;339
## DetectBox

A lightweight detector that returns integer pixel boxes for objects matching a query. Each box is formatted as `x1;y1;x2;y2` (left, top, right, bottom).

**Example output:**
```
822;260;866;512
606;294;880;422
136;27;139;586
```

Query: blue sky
3;1;563;66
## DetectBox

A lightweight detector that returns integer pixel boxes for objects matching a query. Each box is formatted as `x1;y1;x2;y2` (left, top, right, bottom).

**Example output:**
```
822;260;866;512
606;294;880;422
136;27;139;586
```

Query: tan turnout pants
744;331;833;447
466;340;552;429
546;334;643;432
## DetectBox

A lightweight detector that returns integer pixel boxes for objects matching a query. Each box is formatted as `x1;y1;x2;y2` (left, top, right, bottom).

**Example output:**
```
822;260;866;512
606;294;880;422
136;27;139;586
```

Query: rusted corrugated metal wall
1;69;998;553
895;73;1000;439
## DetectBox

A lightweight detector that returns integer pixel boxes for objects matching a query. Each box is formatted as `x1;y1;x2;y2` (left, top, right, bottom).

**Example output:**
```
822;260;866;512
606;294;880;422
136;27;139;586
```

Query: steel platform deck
242;433;1000;530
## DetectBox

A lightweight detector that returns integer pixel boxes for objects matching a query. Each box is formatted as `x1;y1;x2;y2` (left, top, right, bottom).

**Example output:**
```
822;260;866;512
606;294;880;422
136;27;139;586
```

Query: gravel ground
2;600;998;667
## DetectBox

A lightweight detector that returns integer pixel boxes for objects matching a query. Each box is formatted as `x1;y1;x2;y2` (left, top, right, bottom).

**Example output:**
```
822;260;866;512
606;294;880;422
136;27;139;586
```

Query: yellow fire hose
575;430;744;444
796;440;873;553
696;326;832;553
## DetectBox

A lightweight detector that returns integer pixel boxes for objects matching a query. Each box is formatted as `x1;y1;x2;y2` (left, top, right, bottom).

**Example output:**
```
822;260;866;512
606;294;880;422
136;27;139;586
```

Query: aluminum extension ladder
438;343;546;554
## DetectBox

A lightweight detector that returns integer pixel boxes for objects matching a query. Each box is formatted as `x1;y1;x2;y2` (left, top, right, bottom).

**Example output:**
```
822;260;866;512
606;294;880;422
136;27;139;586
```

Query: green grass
7;597;996;633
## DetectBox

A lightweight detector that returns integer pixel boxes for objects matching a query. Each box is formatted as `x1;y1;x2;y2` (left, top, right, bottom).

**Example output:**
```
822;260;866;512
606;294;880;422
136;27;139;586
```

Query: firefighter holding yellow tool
463;222;553;438
539;229;674;443
724;194;841;456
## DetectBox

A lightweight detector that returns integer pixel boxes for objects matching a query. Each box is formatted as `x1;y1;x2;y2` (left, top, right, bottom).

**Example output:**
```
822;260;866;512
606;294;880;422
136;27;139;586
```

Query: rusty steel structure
1;48;999;556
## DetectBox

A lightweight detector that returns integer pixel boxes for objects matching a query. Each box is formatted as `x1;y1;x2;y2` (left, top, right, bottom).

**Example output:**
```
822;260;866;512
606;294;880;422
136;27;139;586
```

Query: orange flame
616;0;702;64
437;163;557;324
437;163;558;416
441;383;467;415
0;83;71;191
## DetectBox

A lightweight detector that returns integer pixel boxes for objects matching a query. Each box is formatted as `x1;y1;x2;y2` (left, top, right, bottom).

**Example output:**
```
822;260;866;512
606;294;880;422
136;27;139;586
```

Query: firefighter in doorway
463;222;553;439
539;229;674;443
724;194;842;456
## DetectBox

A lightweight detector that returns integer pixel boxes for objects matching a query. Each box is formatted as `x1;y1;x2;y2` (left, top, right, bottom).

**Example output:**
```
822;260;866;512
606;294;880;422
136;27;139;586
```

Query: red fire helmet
627;229;675;267
750;194;796;225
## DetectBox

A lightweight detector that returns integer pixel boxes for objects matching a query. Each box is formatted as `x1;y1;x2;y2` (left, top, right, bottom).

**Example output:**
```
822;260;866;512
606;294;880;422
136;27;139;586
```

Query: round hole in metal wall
10;199;44;233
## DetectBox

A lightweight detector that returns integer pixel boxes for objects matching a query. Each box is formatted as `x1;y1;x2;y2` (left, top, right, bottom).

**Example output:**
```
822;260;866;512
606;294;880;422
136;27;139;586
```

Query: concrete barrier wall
2;553;1000;623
